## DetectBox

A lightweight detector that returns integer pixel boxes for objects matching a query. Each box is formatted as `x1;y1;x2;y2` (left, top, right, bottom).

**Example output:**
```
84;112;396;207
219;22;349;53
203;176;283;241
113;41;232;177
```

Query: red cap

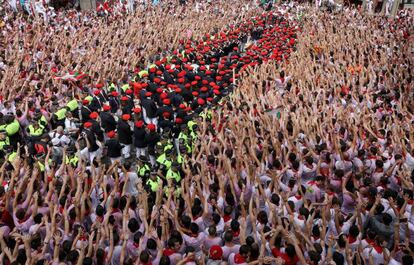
111;91;119;97
162;112;171;118
179;104;186;109
95;83;104;89
202;80;208;85
132;82;141;89
156;88;163;93
213;89;220;95
160;93;168;100
133;107;142;114
178;78;185;83
94;90;101;96
84;122;92;128
149;67;156;73
103;105;111;111
175;88;182;93
135;120;144;128
82;99;90;105
121;96;129;101
201;87;208;92
107;131;116;138
209;245;223;260
192;91;199;96
175;117;183;124
191;81;198;86
197;98;205;105
125;89;133;95
122;114;131;121
163;99;171;105
89;112;99;119
147;124;156;132
145;92;152;97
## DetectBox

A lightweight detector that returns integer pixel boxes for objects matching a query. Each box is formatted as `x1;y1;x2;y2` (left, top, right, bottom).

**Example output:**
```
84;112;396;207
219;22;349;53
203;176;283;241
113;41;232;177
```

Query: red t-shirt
271;248;299;265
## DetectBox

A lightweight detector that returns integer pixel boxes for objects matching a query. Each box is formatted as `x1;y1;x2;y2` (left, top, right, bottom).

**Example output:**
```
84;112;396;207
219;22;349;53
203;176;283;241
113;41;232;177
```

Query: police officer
137;155;151;178
166;161;182;183
145;171;162;193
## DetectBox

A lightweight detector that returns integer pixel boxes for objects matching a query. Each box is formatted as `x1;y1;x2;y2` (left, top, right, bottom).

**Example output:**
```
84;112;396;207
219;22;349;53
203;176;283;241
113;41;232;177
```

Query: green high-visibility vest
121;84;129;92
66;99;78;111
138;70;148;78
177;155;184;164
38;159;52;172
178;132;188;142
6;120;20;136
163;186;181;197
28;125;43;136
0;137;9;150
65;156;79;167
138;164;150;177
55;108;67;121
146;177;162;192
85;96;93;102
157;154;172;169
166;169;181;182
187;120;196;131
163;143;174;152
8;151;17;163
39;116;48;129
109;83;116;91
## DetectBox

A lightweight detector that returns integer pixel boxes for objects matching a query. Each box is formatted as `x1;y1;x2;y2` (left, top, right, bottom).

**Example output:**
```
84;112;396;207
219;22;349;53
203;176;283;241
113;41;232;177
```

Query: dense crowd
0;0;414;265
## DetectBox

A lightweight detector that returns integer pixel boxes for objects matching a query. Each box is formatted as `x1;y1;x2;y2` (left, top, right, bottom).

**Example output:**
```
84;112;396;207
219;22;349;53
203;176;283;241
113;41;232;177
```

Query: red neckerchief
223;215;232;222
366;238;375;245
111;208;120;214
308;181;316;186
297;215;304;220
373;244;383;254
96;216;103;223
233;229;240;237
234;254;246;264
133;242;140;248
295;195;302;200
312;235;319;241
348;235;357;244
368;155;377;160
408;199;414;205
163;248;176;256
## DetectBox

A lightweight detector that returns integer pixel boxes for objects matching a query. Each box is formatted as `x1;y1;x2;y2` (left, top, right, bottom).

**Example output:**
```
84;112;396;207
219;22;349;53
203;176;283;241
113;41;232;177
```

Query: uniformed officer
137;155;151;178
146;171;162;193
166;161;182;183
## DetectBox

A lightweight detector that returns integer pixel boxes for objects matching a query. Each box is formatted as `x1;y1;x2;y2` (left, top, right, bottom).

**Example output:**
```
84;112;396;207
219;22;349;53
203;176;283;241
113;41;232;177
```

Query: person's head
239;244;250;258
332;251;344;265
349;224;359;238
34;213;43;224
167;237;180;250
140;250;151;264
128;218;139;233
382;213;393;225
208;225;217;237
308;250;321;265
224;230;234;243
190;223;199;235
96;205;105;217
285;244;296;258
402;255;414;265
230;220;240;232
159;256;171;265
147;238;157;250
375;235;387;248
